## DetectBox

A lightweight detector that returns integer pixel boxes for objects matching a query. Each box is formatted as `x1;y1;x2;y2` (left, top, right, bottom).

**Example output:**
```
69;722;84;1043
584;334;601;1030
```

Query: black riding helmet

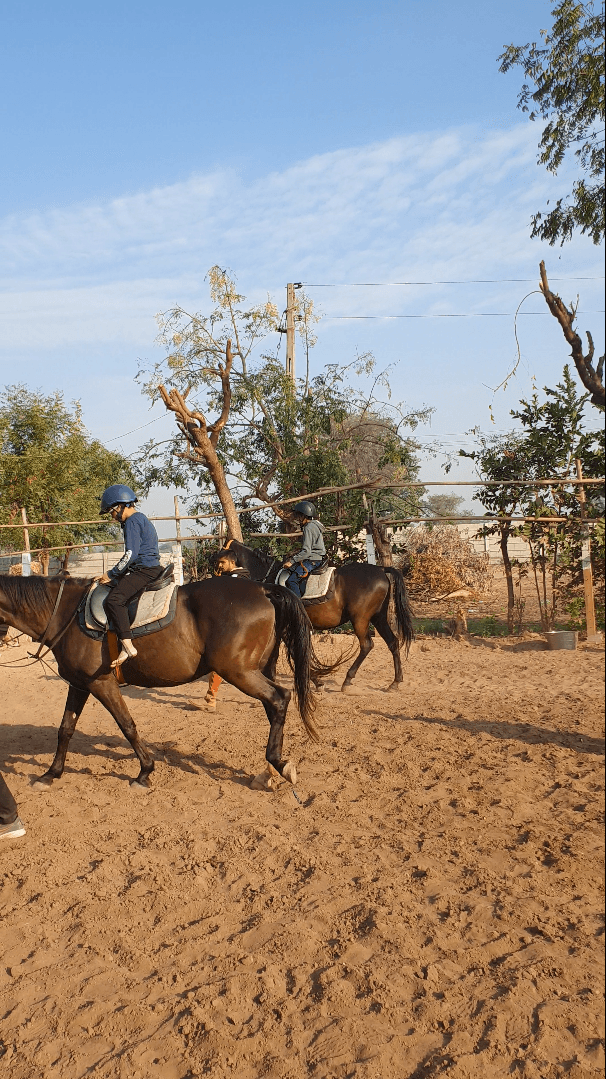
292;501;317;519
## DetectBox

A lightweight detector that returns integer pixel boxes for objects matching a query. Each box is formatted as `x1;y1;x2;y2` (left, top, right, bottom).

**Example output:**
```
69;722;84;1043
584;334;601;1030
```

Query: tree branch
208;339;233;448
539;260;605;408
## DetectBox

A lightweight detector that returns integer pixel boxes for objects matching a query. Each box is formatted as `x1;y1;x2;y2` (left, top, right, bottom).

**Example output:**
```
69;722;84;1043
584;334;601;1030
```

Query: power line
104;414;166;443
304;277;605;287
321;311;604;320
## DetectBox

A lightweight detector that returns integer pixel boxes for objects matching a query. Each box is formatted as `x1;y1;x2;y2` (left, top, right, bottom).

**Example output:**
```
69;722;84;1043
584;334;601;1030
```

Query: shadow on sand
360;709;605;756
1;722;255;789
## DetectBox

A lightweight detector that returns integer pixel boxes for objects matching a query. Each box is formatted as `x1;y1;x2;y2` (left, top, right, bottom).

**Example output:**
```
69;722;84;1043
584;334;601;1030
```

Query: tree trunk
370;520;393;567
201;438;243;542
39;549;50;576
499;526;515;634
158;381;244;543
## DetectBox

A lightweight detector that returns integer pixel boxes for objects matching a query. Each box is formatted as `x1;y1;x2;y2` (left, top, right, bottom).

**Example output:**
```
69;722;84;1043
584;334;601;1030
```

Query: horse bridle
0;579;83;668
261;558;280;583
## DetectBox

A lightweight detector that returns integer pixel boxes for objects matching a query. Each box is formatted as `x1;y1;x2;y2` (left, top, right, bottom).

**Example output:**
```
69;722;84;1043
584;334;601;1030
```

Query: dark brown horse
0;574;327;790
216;541;414;691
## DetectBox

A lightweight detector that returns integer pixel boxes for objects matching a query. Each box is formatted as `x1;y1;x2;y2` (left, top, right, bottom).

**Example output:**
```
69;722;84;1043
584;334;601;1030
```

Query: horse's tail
383;566;415;655
263;584;320;741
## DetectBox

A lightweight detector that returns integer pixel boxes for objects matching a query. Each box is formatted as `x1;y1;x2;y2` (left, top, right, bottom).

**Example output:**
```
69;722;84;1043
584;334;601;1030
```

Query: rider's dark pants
286;559;320;598
0;771;18;826
104;565;163;640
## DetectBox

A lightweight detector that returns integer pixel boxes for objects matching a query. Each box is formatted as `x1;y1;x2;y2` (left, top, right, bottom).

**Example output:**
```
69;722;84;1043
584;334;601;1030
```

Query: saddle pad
86;581;176;631
275;566;335;600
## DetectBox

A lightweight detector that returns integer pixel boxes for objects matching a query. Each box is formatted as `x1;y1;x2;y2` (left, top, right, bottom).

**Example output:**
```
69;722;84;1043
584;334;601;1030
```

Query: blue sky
1;1;603;519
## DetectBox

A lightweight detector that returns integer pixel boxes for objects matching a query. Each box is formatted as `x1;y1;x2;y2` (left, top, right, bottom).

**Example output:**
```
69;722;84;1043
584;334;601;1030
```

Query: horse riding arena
1;631;604;1078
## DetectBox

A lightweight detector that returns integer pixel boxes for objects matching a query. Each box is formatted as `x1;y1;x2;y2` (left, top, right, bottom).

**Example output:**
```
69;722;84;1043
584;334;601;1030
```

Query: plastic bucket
545;630;577;651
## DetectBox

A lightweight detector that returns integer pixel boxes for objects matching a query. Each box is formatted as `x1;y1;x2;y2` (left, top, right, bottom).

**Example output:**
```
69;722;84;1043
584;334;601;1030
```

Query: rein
0;580;84;669
261;558;280;583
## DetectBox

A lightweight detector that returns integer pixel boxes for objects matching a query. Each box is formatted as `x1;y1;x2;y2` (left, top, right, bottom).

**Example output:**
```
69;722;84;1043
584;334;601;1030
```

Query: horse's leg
371;608;403;691
341;614;374;692
34;685;90;788
227;669;294;782
204;671;223;711
89;677;155;789
261;638;281;684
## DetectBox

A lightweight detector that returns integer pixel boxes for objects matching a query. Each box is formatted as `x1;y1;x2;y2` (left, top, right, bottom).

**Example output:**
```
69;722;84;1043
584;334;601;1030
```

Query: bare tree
158;340;243;541
138;270;431;545
539;261;605;409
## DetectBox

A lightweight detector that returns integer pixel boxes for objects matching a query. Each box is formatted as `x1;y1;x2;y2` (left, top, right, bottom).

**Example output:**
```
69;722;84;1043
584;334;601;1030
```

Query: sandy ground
0;631;604;1079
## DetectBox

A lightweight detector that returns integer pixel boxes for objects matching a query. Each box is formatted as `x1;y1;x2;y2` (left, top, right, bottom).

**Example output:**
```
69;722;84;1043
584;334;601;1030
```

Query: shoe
0;817;26;839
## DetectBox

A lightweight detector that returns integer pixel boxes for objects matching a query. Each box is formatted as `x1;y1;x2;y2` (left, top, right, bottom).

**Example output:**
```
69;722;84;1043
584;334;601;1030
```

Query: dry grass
399;524;492;598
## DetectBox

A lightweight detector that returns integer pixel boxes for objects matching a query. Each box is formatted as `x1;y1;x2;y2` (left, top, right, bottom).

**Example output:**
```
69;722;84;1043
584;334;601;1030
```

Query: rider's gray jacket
291;520;326;563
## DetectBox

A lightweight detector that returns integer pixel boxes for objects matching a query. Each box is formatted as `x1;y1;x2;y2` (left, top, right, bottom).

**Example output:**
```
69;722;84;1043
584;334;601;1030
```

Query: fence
1;475;603;638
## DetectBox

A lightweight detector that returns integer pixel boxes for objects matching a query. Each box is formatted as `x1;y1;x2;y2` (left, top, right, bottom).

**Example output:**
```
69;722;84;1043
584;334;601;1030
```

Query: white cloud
0;123;602;358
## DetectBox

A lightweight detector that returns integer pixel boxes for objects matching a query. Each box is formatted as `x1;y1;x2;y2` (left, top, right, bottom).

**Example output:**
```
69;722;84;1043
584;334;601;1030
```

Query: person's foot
111;640;137;667
0;817;26;839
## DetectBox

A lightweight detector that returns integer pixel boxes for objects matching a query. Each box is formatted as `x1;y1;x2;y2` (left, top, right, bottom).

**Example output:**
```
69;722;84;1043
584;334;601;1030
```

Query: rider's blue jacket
108;513;160;579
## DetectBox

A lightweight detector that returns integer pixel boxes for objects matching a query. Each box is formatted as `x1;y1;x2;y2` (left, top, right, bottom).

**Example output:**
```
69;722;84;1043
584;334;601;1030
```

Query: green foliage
422;493;466;519
0;385;136;554
499;0;605;244
464;366;604;631
136;268;432;542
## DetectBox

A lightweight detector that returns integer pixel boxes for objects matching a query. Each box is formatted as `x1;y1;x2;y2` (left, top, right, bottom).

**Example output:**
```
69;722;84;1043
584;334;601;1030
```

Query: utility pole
575;459;601;643
284;282;302;383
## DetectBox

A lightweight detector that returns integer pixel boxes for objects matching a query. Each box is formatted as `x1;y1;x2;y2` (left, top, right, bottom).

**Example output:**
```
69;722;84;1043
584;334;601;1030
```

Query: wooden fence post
576;460;601;643
174;496;184;585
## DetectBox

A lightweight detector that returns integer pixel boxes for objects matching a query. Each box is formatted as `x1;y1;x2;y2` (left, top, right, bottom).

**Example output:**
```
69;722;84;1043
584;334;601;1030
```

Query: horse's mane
0;574;54;616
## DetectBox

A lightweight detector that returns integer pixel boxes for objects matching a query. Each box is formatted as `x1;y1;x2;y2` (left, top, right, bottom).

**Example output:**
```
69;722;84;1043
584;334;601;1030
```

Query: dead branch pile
399;525;492;598
9;561;42;576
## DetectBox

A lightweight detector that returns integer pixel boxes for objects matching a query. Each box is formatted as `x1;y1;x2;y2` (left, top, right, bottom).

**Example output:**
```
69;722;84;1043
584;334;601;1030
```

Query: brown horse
216;541;414;691
0;574;328;790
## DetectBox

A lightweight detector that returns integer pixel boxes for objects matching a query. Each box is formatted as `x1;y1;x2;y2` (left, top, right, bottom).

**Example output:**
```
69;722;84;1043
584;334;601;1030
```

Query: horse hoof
130;779;151;792
386;682;402;692
204;700;217;711
282;761;297;785
32;777;53;790
250;770;274;792
250;763;281;792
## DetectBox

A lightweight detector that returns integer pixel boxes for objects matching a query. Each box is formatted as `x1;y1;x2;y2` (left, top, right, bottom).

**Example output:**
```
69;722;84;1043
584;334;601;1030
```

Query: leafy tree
0;385;136;568
464;366;604;632
137;269;432;554
422;493;466;519
510;365;604;629
499;0;605;245
461;434;530;633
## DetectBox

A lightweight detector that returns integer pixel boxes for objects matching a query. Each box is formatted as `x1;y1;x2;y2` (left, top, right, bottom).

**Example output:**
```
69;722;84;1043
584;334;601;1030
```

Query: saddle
275;563;335;603
79;564;178;641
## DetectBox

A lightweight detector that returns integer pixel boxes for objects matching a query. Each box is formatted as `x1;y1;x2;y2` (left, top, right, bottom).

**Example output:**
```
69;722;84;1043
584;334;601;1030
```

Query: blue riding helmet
100;485;138;514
